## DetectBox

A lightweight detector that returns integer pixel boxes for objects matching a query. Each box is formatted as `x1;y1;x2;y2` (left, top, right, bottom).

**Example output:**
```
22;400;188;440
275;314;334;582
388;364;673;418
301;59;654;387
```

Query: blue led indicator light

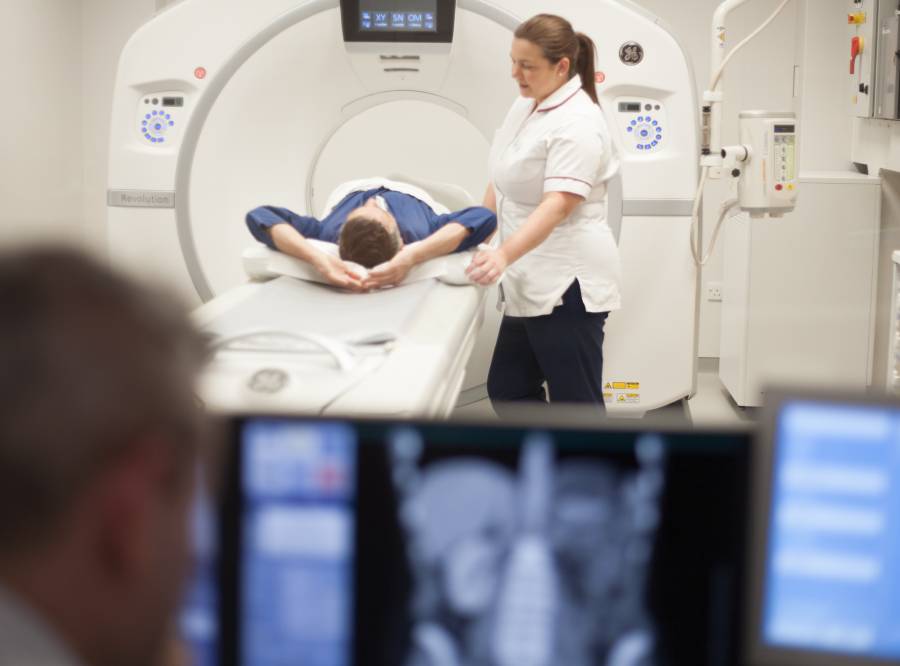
158;138;164;143
169;121;174;126
652;120;658;125
656;135;662;141
630;120;637;126
641;130;649;137
637;144;644;150
145;114;151;119
657;127;663;132
652;140;658;146
142;120;147;125
638;116;644;122
626;127;633;132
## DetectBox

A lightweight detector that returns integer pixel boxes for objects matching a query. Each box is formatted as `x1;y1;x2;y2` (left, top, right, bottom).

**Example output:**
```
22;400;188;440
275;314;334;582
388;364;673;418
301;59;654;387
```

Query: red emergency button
775;184;783;191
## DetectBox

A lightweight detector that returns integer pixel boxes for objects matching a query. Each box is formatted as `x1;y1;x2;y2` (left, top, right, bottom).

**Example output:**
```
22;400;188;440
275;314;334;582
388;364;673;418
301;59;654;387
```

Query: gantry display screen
759;399;900;661
212;416;750;666
340;0;454;43
359;0;437;32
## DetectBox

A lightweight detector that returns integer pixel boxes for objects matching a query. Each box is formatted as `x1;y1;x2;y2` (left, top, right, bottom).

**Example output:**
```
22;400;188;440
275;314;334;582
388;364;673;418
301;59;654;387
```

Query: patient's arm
269;223;364;291
482;183;497;213
364;222;469;288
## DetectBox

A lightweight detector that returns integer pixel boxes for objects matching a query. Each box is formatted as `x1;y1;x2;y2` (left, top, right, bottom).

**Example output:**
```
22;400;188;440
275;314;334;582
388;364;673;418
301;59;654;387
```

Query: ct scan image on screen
388;429;663;665
351;423;749;666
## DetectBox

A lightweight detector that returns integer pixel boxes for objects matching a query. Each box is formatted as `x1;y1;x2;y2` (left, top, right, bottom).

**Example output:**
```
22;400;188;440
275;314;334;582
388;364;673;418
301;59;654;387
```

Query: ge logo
619;42;644;66
247;368;289;394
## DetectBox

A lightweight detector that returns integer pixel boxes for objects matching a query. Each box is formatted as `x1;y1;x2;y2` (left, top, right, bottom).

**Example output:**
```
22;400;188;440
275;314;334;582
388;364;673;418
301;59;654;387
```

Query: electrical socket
707;281;723;302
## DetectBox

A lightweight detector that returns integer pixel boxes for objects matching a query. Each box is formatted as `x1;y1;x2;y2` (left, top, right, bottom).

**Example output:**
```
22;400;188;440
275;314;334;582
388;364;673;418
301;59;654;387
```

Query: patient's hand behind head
339;209;402;269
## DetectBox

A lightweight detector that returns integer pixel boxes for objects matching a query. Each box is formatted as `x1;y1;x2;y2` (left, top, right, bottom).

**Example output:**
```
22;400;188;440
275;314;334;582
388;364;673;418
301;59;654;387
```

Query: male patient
0;248;208;666
246;179;496;290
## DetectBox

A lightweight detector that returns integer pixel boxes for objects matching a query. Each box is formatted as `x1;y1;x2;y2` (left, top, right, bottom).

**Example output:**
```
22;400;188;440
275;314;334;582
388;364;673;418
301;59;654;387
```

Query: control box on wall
874;0;900;118
849;0;900;119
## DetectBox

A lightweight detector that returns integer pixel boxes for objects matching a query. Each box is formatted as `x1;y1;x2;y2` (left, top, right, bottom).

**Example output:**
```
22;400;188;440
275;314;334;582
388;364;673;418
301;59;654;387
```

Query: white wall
635;0;800;357
1;1;85;248
792;0;853;172
0;0;155;254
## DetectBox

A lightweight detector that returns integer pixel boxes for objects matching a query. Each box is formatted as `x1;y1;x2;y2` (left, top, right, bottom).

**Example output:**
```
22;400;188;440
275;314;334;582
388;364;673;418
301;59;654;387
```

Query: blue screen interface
240;421;357;666
359;0;437;32
179;471;219;666
763;401;900;658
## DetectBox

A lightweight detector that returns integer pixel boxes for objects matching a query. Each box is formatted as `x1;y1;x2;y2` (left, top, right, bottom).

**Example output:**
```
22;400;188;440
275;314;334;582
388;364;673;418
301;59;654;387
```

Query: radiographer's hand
466;247;508;285
313;253;365;291
364;248;415;289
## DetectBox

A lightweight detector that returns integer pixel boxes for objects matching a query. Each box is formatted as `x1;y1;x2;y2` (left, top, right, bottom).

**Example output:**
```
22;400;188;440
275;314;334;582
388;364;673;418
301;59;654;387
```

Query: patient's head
339;198;403;269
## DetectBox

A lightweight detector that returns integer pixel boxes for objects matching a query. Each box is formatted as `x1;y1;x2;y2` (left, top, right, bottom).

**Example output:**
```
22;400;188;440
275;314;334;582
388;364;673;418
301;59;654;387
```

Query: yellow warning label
609;380;641;404
611;381;640;390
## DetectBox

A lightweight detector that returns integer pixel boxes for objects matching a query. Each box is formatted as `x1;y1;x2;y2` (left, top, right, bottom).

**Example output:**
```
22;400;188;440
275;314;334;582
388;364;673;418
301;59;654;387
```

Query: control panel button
617;98;666;153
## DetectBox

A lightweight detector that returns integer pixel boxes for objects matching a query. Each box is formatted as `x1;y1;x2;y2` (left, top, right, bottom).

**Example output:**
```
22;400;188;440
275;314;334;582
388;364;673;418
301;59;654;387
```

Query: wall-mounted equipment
874;0;900;119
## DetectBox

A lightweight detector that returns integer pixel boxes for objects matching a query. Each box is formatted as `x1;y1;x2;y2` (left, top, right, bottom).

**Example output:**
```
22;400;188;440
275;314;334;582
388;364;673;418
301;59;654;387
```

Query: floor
453;357;758;427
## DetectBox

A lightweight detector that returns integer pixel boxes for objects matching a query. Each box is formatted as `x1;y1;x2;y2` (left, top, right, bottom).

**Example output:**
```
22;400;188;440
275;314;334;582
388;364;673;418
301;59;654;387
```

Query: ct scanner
107;0;700;417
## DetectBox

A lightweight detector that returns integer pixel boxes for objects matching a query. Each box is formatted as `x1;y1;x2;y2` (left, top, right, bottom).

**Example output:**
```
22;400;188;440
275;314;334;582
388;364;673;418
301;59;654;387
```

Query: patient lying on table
246;180;496;291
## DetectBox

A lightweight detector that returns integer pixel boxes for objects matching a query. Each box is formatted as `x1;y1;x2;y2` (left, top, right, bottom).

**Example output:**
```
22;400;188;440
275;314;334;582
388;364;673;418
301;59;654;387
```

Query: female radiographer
467;13;622;412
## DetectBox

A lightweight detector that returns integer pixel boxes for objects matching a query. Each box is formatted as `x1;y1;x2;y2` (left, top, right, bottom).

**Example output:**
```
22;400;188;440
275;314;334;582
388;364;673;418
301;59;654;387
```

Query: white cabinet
719;171;881;406
887;251;900;392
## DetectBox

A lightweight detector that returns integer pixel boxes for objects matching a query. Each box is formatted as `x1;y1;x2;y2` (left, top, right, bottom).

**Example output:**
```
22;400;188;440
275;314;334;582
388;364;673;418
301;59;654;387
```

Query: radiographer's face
510;38;570;104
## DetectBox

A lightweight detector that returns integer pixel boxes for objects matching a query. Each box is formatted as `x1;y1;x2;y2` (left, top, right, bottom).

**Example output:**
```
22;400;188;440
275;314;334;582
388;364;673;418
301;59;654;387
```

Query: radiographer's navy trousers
487;280;609;416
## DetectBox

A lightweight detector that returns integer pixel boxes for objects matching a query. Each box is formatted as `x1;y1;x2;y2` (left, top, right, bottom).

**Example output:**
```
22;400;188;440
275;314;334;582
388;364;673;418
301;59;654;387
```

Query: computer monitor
748;393;900;666
178;467;220;666
199;415;751;666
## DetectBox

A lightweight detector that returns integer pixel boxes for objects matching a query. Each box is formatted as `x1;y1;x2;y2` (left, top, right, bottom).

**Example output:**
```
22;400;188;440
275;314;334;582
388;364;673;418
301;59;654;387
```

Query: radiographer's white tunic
490;74;622;317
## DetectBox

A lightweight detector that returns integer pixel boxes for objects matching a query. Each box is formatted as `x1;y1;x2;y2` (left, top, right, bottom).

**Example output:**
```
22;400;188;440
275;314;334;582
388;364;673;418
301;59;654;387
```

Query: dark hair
339;215;401;268
0;247;208;553
514;14;599;105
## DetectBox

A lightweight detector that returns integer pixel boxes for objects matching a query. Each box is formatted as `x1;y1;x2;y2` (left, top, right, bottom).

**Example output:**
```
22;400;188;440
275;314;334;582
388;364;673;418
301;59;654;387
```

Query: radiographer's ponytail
575;32;599;105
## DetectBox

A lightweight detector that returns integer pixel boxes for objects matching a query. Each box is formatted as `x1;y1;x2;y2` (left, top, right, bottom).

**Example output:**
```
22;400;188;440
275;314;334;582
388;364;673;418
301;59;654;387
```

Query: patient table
194;251;488;418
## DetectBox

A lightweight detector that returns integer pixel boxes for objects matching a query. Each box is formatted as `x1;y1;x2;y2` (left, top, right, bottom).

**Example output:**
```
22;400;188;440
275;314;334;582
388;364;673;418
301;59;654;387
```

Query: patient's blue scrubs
246;187;496;252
